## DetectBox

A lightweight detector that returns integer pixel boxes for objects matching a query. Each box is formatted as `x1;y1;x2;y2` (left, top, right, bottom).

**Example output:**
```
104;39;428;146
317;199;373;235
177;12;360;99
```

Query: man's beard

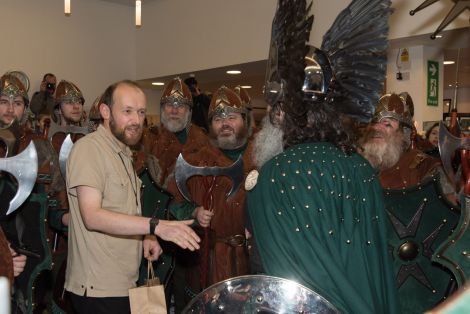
161;110;191;133
253;116;284;168
210;124;247;150
110;114;143;146
361;129;405;170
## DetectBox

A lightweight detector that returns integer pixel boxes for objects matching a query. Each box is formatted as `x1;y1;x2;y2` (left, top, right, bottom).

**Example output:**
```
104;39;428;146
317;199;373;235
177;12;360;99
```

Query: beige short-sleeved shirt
64;125;143;297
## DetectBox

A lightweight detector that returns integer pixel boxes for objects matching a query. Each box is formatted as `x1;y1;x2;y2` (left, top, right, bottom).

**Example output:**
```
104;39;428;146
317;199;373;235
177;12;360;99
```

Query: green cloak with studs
247;142;398;314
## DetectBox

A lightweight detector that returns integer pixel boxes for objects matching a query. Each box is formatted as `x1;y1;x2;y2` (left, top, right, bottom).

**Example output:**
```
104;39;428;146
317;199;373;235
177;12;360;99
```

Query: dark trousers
69;292;131;314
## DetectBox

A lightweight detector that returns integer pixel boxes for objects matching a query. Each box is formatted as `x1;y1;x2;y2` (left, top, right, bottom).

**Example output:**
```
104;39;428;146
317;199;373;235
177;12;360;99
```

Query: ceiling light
226;70;241;75
135;0;141;27
435;35;442;38
152;82;164;86
443;61;455;65
64;0;71;15
449;84;452;87
241;85;252;89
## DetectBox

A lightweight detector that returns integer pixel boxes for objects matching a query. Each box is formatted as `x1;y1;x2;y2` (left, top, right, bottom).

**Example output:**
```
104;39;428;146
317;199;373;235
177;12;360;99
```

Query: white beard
253;116;284;169
161;110;191;133
361;130;404;170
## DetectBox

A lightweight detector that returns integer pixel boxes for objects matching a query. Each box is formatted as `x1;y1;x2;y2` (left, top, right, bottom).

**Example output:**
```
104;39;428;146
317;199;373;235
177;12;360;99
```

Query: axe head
59;134;74;179
438;121;470;187
175;153;244;202
0;141;38;215
48;120;89;142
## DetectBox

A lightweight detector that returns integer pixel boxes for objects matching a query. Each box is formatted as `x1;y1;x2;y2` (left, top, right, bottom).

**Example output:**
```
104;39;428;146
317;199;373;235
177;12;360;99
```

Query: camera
46;83;55;91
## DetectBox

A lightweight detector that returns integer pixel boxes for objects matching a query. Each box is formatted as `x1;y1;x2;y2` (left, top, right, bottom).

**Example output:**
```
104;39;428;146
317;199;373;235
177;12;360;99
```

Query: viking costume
0;75;84;313
136;78;210;310
370;93;442;188
0;74;51;313
365;92;461;313
141;77;210;188
169;86;255;298
246;0;398;313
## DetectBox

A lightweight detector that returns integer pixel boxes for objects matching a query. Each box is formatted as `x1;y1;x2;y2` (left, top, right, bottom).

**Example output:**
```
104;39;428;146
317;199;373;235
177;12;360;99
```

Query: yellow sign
400;48;409;63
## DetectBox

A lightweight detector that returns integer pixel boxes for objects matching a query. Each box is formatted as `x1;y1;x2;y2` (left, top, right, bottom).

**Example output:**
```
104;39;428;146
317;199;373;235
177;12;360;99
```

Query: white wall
0;0;137;110
1;0;467;117
135;0;277;79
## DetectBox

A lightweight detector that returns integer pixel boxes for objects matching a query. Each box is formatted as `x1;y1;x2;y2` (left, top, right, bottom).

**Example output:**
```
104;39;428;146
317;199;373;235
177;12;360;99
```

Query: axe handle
449;110;460;136
200;176;216;289
42;118;51;140
462;149;470;195
203;176;216;212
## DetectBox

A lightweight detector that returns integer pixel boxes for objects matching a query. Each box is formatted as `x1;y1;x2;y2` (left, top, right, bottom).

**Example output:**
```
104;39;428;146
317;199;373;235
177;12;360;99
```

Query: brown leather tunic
0;227;13;285
379;148;441;189
141;124;210;187
169;140;256;290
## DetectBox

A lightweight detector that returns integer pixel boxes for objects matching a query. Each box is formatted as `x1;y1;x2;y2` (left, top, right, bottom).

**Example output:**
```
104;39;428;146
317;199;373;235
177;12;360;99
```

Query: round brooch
245;169;259;191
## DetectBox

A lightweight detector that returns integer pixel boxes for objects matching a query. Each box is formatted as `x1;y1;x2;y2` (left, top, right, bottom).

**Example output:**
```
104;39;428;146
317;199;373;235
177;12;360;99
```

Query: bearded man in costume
0;74;29;289
360;92;461;314
137;77;210;313
360;92;456;201
141;77;209;188
246;0;398;313
169;85;254;305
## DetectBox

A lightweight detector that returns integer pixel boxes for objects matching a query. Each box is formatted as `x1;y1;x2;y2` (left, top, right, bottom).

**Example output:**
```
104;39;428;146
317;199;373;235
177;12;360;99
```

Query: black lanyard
117;152;139;207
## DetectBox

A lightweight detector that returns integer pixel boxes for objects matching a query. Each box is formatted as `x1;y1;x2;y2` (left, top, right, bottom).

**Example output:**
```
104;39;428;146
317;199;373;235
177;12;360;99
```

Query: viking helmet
302;46;334;101
160;77;193;109
373;93;413;128
208;86;246;120
234;86;252;110
265;45;334;105
89;95;103;121
55;80;84;106
0;74;29;105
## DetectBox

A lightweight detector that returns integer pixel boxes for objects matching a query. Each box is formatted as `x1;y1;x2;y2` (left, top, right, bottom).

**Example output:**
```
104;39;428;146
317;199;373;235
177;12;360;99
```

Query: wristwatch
149;217;160;235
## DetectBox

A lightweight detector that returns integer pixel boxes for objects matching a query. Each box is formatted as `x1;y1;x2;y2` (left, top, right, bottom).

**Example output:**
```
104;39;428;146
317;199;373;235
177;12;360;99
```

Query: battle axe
47;120;88;142
0;141;38;215
438;121;470;187
175;153;244;202
59;134;74;178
